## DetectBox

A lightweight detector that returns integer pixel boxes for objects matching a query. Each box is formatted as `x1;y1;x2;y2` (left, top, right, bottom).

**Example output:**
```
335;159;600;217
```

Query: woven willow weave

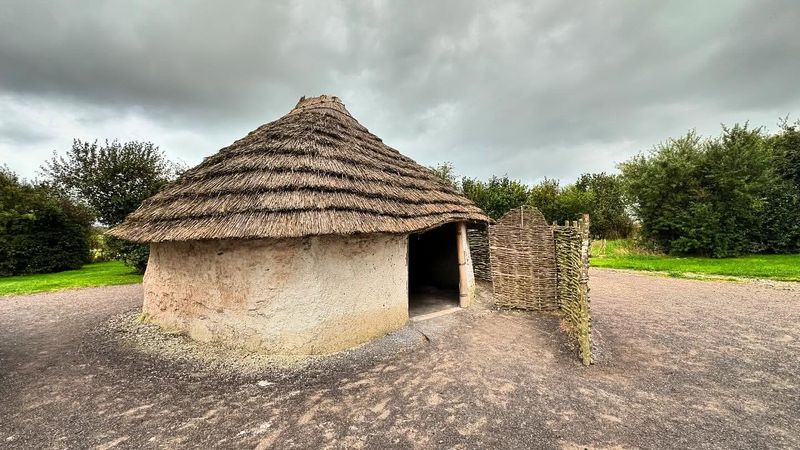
489;207;559;311
553;217;592;365
467;227;491;282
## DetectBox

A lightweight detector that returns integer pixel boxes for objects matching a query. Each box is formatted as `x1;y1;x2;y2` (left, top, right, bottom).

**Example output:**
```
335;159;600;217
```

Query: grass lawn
0;261;143;296
591;239;800;282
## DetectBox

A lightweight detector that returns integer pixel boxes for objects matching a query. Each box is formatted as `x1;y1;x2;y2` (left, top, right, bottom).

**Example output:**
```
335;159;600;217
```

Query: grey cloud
0;0;798;182
0;117;52;145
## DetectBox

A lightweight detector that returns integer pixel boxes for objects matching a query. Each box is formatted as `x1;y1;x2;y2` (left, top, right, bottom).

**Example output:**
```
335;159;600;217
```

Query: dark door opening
408;223;460;317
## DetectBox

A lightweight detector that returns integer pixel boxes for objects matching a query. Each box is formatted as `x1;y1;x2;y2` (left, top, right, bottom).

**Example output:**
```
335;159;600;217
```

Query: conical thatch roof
109;95;488;243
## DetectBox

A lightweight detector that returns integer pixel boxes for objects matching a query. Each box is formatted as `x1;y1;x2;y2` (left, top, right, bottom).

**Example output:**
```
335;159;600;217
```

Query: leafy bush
620;124;800;257
106;236;149;273
755;179;800;253
0;167;92;276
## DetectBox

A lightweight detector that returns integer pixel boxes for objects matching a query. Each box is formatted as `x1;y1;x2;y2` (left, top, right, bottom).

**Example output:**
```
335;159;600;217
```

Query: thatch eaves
109;95;488;243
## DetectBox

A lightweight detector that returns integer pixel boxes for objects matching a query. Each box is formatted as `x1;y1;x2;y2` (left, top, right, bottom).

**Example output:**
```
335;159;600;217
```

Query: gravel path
1;270;798;449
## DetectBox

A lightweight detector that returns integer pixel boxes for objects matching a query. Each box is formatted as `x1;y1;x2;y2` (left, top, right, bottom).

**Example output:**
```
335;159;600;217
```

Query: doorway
408;223;460;317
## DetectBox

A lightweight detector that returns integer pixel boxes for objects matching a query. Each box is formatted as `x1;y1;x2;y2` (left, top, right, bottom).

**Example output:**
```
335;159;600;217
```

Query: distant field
591;239;800;282
0;261;143;296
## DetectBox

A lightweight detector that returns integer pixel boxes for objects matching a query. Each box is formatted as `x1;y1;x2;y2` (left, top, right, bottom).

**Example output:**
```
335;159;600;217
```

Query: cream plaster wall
143;234;409;355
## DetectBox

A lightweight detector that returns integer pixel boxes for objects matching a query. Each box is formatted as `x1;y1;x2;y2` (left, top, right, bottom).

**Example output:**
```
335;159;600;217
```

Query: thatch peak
109;95;488;243
294;94;343;108
285;94;366;132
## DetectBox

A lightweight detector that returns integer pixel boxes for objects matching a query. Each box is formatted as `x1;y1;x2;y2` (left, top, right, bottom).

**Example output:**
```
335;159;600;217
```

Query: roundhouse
110;95;488;355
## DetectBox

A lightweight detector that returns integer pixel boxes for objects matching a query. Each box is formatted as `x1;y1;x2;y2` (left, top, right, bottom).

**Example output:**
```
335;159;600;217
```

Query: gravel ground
1;269;799;449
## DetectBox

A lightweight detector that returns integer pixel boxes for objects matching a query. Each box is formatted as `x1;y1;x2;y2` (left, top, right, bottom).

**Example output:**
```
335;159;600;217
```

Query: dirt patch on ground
1;270;799;449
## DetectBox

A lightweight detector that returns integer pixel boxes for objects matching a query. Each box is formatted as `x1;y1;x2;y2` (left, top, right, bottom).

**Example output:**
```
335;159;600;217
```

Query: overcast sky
1;0;798;183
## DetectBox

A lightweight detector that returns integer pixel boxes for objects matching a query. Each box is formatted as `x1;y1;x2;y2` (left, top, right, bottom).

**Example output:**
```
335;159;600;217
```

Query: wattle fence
552;217;592;365
470;207;592;365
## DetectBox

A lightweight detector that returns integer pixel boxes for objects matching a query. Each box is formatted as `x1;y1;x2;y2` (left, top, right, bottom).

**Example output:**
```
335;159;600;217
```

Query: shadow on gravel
1;271;798;449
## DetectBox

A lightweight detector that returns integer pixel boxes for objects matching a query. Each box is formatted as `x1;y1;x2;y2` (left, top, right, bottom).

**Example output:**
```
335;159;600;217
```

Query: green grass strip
0;261;143;296
591;239;800;282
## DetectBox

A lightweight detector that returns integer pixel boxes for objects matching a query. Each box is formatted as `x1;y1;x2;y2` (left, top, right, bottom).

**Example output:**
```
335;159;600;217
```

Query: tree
43;140;179;226
525;178;561;223
758;119;800;253
772;118;800;189
42;140;181;272
428;162;460;190
462;176;529;220
621;131;701;253
0;166;92;276
755;178;800;253
557;184;594;225
698;124;772;256
574;173;633;238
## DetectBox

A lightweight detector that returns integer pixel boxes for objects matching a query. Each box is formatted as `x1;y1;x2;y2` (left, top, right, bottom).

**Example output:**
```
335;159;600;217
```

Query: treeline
3;118;798;277
431;166;633;240
433;119;800;257
1;140;181;276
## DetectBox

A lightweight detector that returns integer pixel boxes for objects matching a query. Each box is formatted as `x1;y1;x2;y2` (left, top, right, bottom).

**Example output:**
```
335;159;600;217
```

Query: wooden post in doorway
456;222;476;307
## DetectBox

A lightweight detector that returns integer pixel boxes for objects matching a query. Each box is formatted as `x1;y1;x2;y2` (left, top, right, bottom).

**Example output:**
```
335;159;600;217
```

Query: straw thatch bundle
109;95;488;242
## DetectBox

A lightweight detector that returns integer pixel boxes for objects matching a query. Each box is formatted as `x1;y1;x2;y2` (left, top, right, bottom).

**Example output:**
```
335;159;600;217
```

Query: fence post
456;222;476;307
576;214;592;365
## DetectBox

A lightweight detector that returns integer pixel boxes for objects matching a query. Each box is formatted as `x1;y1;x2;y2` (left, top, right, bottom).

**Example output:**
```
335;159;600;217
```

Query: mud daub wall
553;218;592;365
143;235;409;356
466;227;491;282
488;208;559;311
488;207;593;365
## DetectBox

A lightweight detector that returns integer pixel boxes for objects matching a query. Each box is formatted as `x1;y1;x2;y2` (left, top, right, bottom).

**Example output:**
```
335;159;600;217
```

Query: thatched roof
109;95;488;243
